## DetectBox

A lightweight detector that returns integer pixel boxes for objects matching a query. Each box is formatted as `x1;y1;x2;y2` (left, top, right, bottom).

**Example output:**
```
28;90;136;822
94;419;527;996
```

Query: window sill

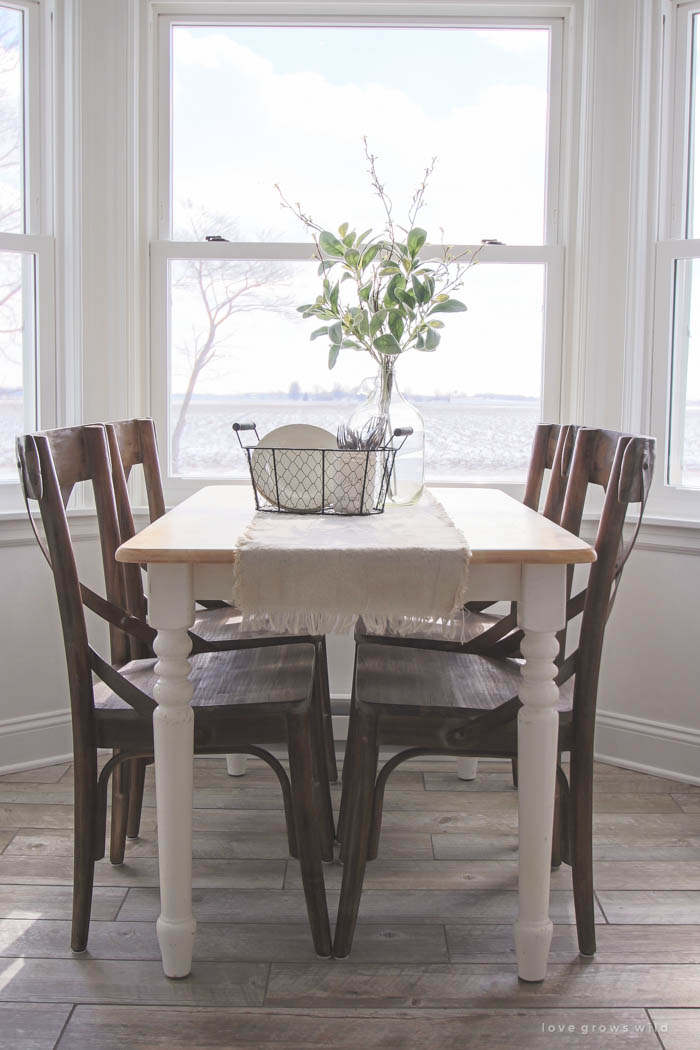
2;501;700;556
0;508;100;548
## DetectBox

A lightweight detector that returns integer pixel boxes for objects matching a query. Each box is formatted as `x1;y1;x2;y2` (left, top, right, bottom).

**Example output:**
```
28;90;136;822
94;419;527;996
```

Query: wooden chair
16;425;333;958
334;422;578;837
103;418;338;839
334;428;655;959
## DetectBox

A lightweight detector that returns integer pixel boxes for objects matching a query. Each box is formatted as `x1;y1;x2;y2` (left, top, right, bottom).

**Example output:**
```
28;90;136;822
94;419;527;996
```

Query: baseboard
4;701;696;787
332;712;349;742
0;704;348;776
0;709;73;774
334;698;700;785
595;709;700;785
0;707;349;775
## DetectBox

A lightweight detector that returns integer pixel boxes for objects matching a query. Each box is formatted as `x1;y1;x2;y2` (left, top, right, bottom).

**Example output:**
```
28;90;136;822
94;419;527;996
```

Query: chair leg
336;699;360;849
333;705;379;959
226;754;248;776
558;765;571;867
277;764;299;860
287;708;332;958
126;758;148;840
457;757;479;781
109;754;130;866
310;668;336;862
71;752;98;953
366;758;391;862
316;637;338;783
551;767;562;869
570;754;596;956
511;756;518;788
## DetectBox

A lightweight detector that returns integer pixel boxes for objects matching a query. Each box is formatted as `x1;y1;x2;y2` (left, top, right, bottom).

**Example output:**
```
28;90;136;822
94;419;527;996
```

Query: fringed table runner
232;492;471;637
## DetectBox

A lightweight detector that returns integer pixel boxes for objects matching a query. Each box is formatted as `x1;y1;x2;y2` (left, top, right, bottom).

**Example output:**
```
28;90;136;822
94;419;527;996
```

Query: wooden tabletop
116;486;595;566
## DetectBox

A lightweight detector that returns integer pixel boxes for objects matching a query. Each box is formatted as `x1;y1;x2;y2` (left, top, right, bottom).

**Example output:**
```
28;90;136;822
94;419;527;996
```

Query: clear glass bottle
348;356;425;506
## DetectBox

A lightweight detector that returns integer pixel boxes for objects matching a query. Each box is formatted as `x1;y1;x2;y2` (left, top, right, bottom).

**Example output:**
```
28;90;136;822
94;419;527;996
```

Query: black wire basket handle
232;422;260;449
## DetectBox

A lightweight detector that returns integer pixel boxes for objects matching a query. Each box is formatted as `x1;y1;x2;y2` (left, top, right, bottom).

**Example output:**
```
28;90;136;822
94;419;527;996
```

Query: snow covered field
173;399;540;480
3;398;700;487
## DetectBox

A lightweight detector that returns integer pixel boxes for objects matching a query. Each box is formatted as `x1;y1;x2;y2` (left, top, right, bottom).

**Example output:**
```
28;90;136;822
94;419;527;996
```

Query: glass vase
348;356;425;506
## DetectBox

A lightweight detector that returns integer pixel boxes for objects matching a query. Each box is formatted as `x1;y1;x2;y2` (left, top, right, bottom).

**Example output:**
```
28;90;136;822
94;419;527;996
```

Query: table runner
231;492;471;637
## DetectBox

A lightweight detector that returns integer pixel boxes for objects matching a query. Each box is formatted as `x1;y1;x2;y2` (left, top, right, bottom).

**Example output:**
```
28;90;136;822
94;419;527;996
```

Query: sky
168;24;550;401
687;14;700;401
0;7;26;397
171;25;549;245
0;6;21;234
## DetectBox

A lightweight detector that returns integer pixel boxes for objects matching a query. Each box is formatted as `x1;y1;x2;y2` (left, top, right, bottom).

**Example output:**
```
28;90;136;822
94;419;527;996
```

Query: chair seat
94;642;316;717
355;643;574;714
194;604;311;643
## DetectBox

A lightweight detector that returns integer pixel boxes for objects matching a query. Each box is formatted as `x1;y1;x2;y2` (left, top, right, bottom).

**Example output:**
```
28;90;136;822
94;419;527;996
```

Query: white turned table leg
514;563;566;982
456;757;479;781
147;563;196;979
226;754;248;777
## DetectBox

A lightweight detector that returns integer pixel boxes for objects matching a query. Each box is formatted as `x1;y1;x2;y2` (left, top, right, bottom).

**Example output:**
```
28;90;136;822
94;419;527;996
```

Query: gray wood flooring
0;755;698;1049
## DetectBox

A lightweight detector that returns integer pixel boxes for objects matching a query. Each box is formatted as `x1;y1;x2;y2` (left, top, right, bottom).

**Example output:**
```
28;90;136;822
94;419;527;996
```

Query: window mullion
22;0;42;234
670;4;696;237
157;12;172;239
544;15;563;244
668;256;690;484
19;254;36;431
35;235;55;429
651;240;680;490
152;241;559;263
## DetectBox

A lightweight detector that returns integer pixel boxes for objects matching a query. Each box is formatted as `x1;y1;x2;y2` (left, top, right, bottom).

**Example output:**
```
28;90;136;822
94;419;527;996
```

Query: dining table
116;484;595;982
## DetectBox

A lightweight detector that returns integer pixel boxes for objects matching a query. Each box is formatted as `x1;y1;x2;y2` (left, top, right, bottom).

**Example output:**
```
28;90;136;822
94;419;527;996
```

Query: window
0;0;53;506
652;1;700;506
151;11;565;495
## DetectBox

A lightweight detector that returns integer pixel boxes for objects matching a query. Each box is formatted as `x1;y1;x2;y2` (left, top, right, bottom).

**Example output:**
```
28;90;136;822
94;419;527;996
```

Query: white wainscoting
0;514;105;774
0;710;72;774
595;711;700;785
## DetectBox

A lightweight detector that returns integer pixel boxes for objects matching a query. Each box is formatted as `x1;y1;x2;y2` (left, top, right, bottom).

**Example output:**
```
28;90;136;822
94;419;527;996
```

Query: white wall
1;0;699;781
0;517;107;771
596;529;700;783
0;533;72;771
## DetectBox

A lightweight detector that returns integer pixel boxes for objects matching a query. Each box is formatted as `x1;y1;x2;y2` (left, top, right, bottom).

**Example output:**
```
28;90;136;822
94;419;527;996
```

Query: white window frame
149;3;569;503
0;0;55;511
650;0;700;516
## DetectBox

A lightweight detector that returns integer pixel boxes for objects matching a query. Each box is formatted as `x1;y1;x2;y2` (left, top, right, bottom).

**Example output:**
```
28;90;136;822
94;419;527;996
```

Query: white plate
257;424;337;451
252;424;337;511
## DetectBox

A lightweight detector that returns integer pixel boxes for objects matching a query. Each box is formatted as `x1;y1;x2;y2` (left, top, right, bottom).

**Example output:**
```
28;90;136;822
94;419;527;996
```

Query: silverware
337;417;386;450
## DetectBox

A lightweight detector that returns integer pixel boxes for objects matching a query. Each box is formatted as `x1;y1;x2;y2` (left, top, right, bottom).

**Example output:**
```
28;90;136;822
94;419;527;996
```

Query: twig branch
363;136;394;240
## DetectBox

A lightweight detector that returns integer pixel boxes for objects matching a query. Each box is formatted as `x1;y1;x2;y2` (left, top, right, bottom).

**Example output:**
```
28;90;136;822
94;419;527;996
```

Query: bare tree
0;259;22;349
170;206;293;472
0;12;24;380
0;10;22;234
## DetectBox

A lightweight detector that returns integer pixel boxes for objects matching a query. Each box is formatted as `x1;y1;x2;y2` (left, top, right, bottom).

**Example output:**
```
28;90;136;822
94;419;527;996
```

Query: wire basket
232;423;411;515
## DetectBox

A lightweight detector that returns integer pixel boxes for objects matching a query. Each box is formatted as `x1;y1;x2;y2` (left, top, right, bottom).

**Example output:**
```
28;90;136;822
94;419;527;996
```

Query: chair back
524;423;579;520
104;420;166;657
460;423;580;655
16;427;156;727
105;419;166;533
17;428;104;760
558;430;655;754
21;426;131;652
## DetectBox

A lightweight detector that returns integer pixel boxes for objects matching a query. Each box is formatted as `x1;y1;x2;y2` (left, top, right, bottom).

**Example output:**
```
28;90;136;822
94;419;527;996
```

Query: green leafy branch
275;145;480;370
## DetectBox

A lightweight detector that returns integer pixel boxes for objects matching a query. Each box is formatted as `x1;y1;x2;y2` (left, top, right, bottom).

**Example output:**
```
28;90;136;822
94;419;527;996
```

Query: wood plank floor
0;755;698;1049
